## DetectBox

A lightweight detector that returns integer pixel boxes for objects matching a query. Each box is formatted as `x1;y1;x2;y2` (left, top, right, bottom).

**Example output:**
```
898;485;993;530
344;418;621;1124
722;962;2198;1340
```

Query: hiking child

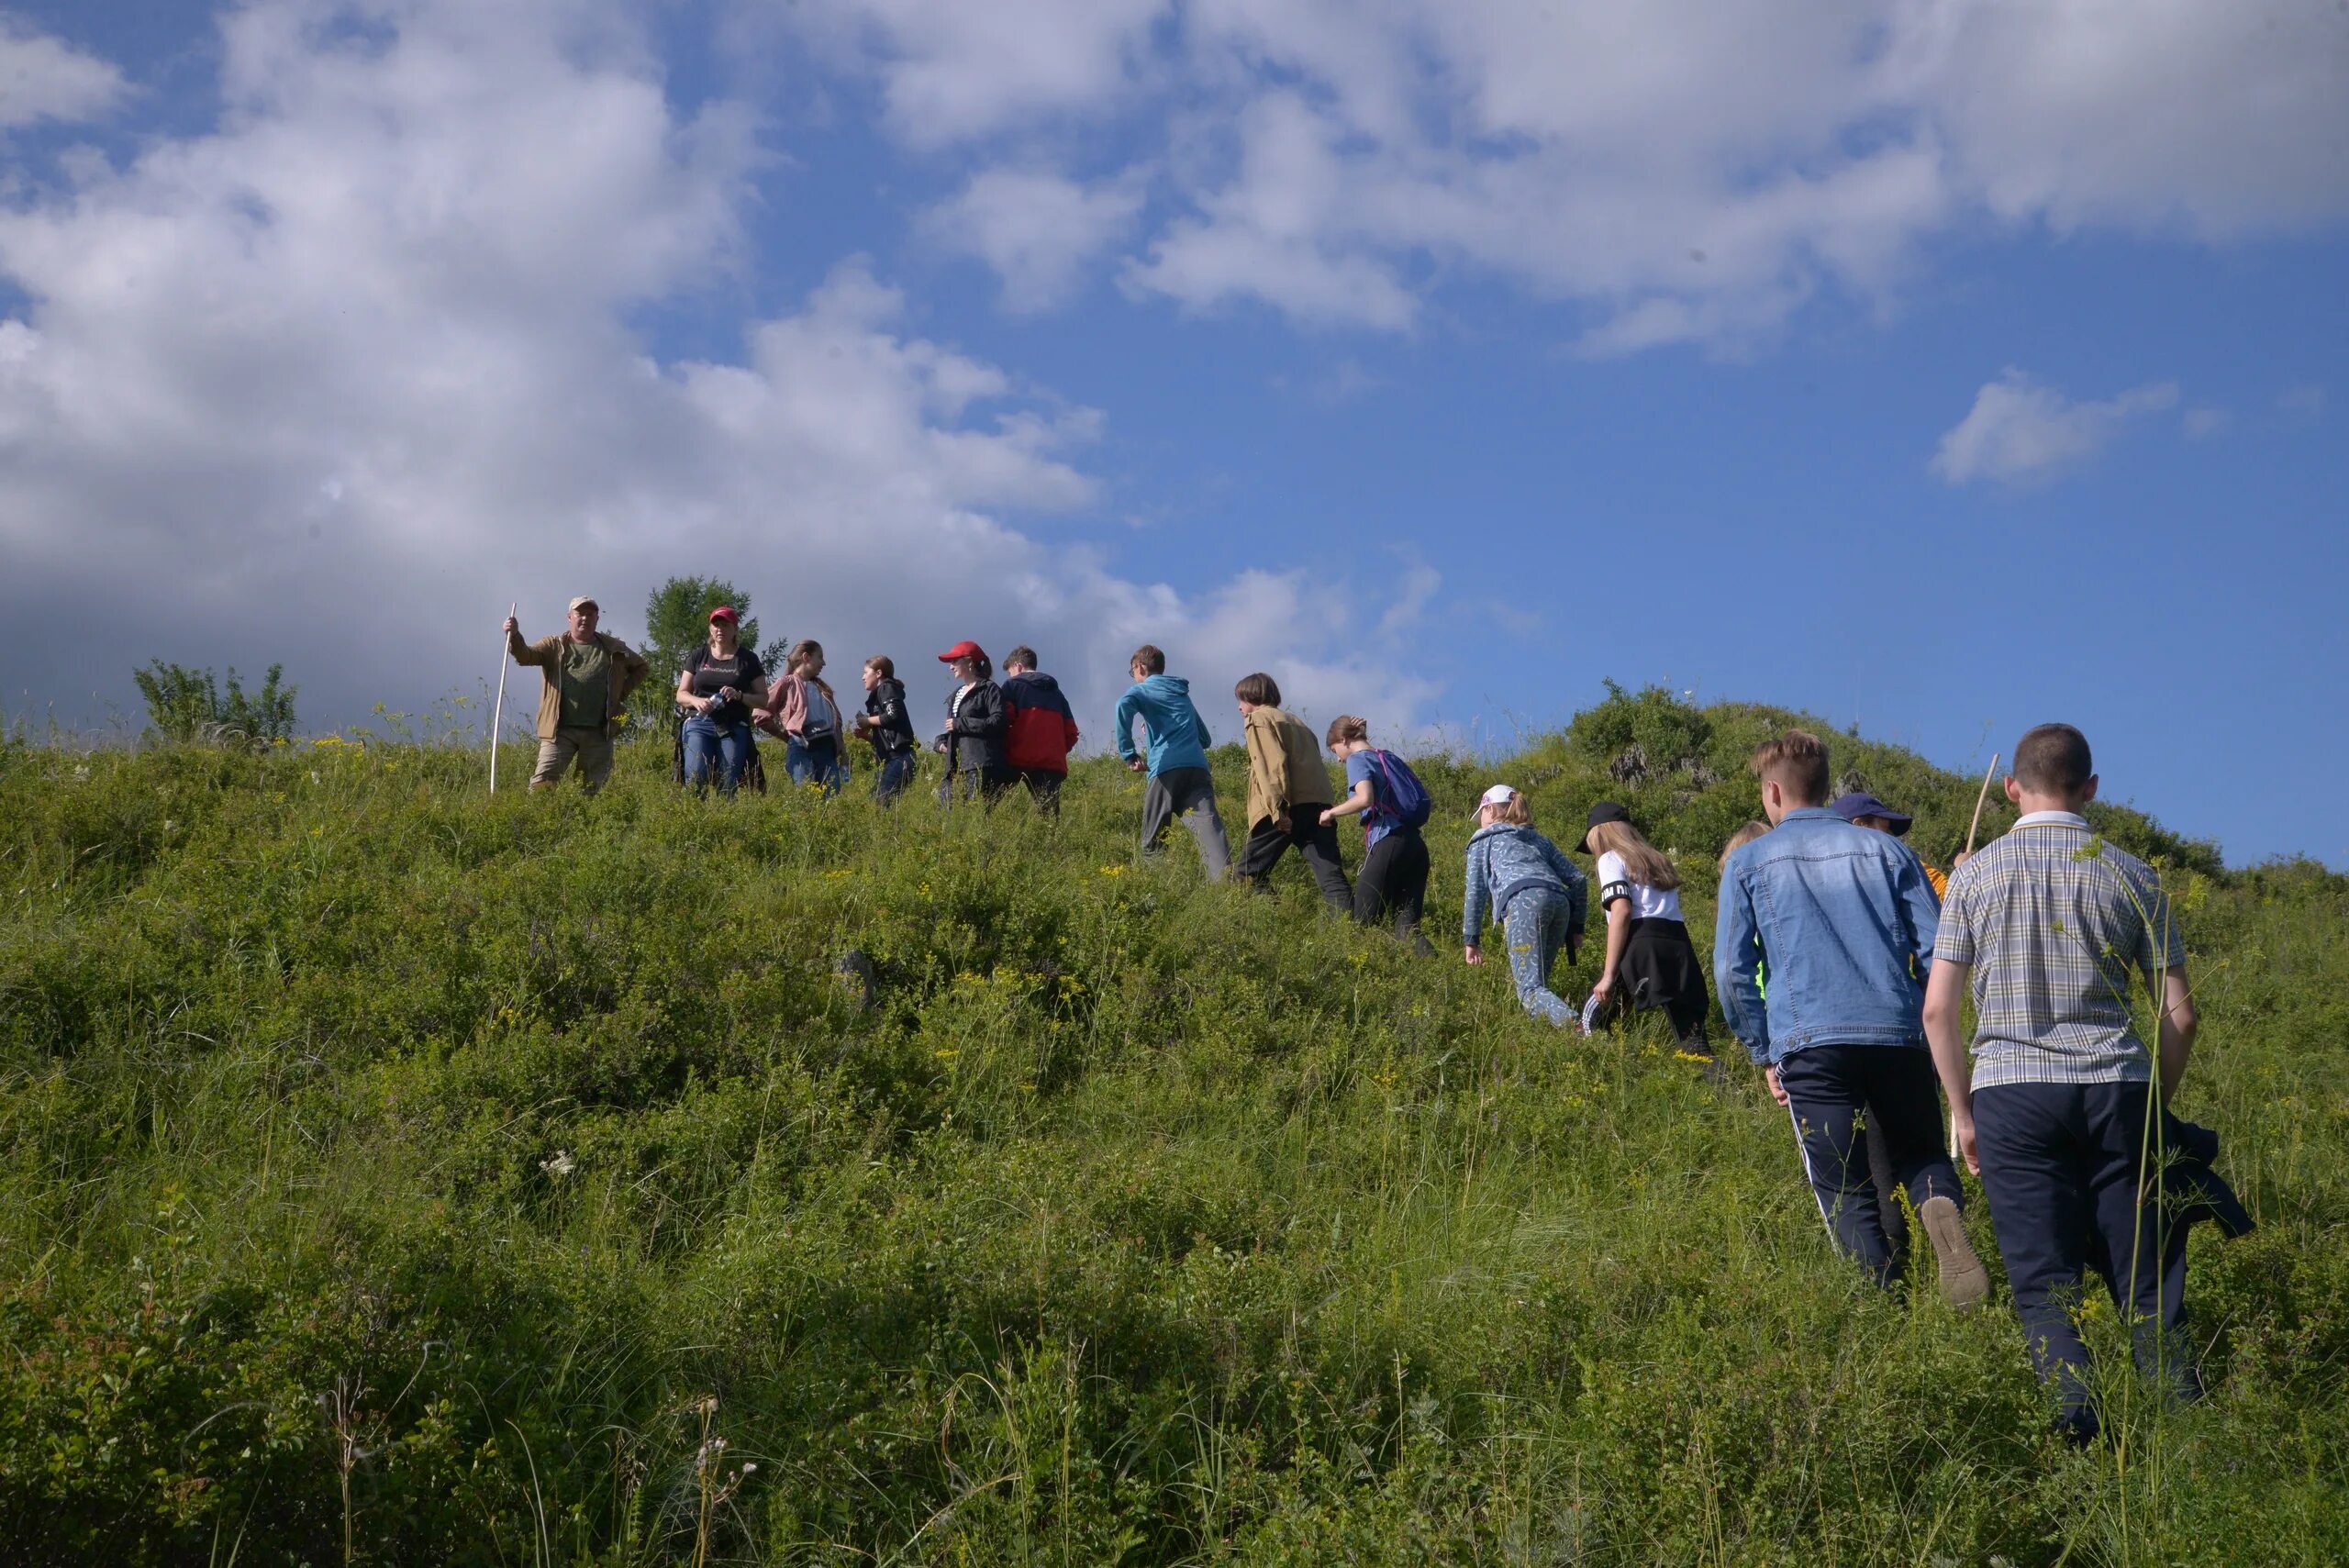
1833;789;1951;898
756;639;847;795
1926;724;2221;1442
1230;673;1351;910
503;596;650;795
1715;730;1988;1306
673;606;766;797
1115;645;1231;878
1000;646;1080;816
853;655;918;805
1462;784;1588;1025
934;640;1013;803
1320;717;1432;951
1579;803;1713;1052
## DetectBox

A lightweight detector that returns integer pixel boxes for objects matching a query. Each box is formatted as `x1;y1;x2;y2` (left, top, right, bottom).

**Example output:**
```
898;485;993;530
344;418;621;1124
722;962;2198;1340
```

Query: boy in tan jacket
1231;673;1353;909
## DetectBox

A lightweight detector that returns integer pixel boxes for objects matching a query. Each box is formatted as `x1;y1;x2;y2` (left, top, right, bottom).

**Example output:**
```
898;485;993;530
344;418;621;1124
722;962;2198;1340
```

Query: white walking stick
1965;751;1999;858
490;601;516;794
1951;750;2000;1158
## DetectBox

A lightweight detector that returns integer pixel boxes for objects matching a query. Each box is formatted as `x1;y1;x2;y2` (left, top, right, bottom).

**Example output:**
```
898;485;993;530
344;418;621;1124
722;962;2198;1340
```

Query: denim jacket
1712;807;1940;1065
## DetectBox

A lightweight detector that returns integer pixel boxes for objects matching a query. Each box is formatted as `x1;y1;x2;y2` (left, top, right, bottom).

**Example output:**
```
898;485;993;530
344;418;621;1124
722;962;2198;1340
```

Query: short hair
1130;644;1165;675
1720;819;1770;870
1005;646;1038;672
2013;723;2093;795
864;654;895;680
1234;672;1281;706
1324;714;1369;750
1749;729;1831;806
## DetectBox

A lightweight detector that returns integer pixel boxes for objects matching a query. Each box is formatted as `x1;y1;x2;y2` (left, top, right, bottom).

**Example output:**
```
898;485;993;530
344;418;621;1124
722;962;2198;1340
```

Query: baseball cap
707;606;738;624
1474;784;1519;818
568;595;597;613
1831;791;1911;835
1577;799;1631;854
937;639;985;663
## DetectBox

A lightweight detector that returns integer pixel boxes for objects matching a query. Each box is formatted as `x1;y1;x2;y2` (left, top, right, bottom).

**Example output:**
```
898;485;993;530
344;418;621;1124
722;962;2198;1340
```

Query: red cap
707;606;738;623
937;639;985;662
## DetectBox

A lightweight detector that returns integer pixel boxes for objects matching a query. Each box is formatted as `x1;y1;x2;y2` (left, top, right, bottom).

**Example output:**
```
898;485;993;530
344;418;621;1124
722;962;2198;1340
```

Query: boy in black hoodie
854;655;918;804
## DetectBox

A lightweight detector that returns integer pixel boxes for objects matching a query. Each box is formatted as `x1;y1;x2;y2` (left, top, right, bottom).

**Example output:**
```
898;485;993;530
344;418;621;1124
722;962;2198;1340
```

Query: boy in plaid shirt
1925;723;2200;1443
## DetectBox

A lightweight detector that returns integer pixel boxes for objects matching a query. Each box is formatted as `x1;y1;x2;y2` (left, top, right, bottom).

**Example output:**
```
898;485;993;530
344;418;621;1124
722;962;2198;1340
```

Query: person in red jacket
1000;646;1080;816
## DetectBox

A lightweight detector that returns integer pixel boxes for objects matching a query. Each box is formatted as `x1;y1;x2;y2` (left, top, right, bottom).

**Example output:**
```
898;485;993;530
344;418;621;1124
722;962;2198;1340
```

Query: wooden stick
1965;751;2000;856
490;602;516;794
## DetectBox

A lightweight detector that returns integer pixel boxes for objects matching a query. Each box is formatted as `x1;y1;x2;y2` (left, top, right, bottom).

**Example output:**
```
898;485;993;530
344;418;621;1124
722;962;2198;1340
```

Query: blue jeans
872;753;915;805
785;735;843;795
1500;889;1576;1026
682;715;752;795
1776;1045;1963;1290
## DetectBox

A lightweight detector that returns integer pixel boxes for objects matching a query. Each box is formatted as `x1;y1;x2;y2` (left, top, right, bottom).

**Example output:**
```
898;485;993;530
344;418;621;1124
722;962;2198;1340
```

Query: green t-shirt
557;639;611;729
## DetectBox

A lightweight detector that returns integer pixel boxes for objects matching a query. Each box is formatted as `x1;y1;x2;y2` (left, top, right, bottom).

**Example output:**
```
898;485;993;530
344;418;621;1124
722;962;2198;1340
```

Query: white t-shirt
1596;849;1682;922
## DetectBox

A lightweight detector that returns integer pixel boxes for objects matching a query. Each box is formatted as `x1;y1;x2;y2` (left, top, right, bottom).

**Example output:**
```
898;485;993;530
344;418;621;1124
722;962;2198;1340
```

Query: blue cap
1831;791;1911;835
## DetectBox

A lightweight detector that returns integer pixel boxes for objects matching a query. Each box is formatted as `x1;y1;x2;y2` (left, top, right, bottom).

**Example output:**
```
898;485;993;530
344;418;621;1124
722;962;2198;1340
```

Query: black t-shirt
685;648;765;722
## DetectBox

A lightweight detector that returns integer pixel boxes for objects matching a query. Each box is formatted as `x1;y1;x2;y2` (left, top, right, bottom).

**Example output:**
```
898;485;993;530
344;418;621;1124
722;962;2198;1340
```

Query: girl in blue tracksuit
1462;784;1589;1026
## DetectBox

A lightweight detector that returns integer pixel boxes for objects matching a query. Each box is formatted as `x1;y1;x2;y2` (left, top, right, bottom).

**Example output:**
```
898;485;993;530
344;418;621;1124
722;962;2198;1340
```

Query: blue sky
2;0;2343;864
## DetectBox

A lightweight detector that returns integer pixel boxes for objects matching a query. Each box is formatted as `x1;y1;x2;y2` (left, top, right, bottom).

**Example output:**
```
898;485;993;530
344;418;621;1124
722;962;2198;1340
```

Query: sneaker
1919;1195;1990;1310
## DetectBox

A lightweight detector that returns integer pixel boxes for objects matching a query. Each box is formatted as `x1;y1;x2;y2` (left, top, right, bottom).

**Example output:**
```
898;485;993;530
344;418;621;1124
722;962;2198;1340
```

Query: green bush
0;708;2340;1563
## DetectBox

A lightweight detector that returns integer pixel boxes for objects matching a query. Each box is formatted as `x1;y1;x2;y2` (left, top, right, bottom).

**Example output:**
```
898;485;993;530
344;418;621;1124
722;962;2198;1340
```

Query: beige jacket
507;629;650;740
1242;706;1334;828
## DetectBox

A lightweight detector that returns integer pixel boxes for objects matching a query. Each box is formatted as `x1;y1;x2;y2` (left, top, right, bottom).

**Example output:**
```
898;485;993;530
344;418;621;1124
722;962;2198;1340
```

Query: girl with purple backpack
1320;716;1435;953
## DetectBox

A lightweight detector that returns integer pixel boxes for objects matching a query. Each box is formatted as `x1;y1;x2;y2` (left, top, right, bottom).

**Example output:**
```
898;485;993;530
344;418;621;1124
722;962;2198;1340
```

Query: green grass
2;688;2343;1564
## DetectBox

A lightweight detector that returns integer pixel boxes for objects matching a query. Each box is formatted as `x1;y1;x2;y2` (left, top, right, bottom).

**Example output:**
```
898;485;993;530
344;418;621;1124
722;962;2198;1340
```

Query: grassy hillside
3;688;2343;1565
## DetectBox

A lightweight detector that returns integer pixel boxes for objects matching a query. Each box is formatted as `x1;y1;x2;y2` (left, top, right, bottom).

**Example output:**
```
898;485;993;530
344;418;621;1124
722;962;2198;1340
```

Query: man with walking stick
503;596;649;795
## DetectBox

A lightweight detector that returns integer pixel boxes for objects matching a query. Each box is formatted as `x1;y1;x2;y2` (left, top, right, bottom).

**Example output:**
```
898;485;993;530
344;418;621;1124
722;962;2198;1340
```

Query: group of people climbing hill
504;597;2241;1448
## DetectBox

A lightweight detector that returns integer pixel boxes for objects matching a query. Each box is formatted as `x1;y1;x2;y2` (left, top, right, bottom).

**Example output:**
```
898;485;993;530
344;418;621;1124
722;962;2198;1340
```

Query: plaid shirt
1937;811;2187;1089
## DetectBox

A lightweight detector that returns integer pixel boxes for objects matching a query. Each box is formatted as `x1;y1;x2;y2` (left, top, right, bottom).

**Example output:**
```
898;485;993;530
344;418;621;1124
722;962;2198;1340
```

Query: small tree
134;661;299;745
635;577;783;729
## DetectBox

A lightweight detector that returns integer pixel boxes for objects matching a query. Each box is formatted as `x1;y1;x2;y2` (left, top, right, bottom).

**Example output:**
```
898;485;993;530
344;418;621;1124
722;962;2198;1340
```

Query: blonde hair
1486;794;1531;828
1719;820;1770;870
1749;729;1831;806
788;639;836;710
1588;817;1681;891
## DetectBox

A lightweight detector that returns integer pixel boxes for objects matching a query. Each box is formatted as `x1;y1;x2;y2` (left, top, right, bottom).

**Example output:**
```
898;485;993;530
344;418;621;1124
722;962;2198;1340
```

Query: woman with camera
675;606;768;795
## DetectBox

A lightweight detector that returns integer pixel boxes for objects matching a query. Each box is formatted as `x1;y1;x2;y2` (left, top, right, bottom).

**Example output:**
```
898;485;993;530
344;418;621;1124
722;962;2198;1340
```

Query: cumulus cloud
923;166;1145;313
1930;370;2180;486
0;0;1433;737
0;17;128;128
776;0;2349;343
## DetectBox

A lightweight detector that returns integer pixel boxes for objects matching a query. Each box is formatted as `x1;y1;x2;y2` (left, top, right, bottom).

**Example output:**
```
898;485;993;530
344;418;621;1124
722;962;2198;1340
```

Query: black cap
1578;800;1631;854
1831;791;1911;836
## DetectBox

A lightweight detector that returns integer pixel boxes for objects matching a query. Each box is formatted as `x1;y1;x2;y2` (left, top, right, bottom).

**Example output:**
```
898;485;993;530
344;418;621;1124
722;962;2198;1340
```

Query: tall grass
0;692;2343;1564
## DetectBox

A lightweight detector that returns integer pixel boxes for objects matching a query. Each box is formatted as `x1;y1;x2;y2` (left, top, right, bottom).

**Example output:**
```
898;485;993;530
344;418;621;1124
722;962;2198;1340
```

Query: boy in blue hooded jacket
1114;644;1231;879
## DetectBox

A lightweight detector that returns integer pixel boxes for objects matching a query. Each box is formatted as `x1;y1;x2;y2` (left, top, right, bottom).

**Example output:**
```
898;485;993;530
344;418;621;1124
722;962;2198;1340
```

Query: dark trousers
1972;1081;2194;1440
1235;812;1352;910
940;765;1015;806
1776;1045;1963;1288
1355;828;1431;951
1017;767;1063;816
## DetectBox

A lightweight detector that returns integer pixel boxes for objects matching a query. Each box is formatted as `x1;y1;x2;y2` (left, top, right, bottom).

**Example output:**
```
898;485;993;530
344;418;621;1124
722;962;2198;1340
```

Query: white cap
568;595;597;613
1475;783;1518;815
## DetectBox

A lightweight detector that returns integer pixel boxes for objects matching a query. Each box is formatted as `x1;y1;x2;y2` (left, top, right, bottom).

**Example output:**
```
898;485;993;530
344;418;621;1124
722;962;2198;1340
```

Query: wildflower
934;1049;960;1060
540;1151;576;1178
1097;865;1126;877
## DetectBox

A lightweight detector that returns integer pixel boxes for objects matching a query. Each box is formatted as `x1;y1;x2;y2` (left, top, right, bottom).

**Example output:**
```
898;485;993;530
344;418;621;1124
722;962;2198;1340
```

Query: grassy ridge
2;688;2343;1564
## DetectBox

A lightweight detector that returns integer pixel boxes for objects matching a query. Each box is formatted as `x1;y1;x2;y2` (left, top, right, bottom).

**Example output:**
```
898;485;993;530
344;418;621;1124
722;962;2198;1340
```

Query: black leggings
1355;828;1431;951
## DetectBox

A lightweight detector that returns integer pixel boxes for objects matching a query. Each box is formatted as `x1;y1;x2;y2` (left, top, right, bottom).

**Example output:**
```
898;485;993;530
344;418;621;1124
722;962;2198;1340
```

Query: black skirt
1618;917;1710;1043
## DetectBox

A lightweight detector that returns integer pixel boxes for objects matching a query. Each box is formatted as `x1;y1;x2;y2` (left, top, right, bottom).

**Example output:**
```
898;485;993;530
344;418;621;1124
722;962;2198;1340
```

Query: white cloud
1930;369;2180;486
2278;383;2327;420
0;18;128;128
777;0;2349;344
0;0;1434;737
1376;561;1441;637
2181;406;2229;440
923;166;1144;313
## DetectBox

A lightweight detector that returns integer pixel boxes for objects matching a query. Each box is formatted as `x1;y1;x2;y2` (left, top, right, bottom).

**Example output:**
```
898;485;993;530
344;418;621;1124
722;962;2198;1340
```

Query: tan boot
1919;1195;1990;1310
